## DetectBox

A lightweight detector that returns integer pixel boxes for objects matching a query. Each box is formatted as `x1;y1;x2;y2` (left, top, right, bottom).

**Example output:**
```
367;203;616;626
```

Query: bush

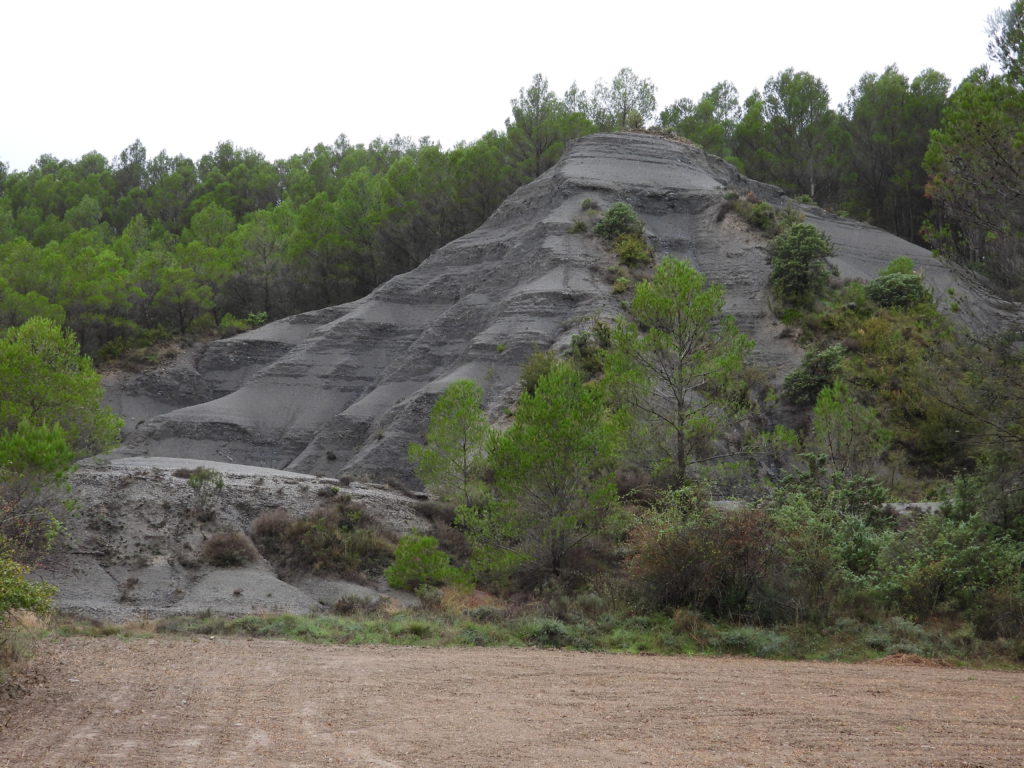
749;202;777;231
769;222;835;306
384;534;468;591
781;344;845;406
0;543;55;615
202;531;258;567
250;501;394;578
612;233;654;267
593;202;644;241
627;488;774;619
866;272;931;309
187;466;224;521
520;348;557;396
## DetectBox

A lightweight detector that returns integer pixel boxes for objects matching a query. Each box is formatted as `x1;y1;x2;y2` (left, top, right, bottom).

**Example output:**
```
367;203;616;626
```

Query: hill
108;132;1021;485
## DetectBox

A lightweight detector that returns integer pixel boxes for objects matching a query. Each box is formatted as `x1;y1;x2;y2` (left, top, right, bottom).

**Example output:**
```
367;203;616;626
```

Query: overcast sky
1;0;999;172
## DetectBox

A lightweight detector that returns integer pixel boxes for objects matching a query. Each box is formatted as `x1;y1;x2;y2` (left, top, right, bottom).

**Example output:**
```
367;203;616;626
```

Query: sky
1;0;1000;172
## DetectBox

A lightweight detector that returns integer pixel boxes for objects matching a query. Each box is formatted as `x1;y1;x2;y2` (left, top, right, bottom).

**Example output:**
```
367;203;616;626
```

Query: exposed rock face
111;132;1023;485
40;457;425;621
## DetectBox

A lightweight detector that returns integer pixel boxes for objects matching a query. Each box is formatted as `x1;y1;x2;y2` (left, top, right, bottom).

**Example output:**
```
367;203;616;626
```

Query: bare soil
1;636;1021;768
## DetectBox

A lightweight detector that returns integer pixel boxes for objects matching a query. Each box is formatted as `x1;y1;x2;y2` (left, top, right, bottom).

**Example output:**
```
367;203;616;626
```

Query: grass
46;603;1024;668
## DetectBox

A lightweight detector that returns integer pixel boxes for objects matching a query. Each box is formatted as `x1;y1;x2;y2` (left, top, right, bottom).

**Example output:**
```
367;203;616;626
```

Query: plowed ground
1;636;1022;767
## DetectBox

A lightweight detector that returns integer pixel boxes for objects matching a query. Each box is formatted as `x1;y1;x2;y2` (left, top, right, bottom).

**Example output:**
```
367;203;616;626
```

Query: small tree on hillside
409;380;493;507
458;361;624;580
768;222;835;307
604;258;754;482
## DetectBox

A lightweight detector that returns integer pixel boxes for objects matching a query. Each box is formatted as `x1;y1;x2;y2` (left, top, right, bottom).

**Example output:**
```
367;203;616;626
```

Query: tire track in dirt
1;636;1022;767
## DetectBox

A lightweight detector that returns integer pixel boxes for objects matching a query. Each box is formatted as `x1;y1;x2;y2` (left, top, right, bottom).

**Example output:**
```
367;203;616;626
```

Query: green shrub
593;202;644;241
769;222;835;306
866;272;931;309
217;313;248;334
581;198;600;211
781;344;845;405
612;233;654;267
245;311;269;328
520;348;557;396
612;276;630;294
749;202;777;230
384;534;468;591
712;626;786;657
202;531;258;567
0;542;55;614
516;617;572;647
569;219;588;234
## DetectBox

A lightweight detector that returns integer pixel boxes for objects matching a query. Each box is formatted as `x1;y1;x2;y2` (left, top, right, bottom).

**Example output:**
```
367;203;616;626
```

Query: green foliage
628;487;774;618
924;66;1024;295
866;271;931;309
593;202;644;241
611;233;654;267
459;361;624;581
604;259;753;481
659;81;741;157
519;348;558;396
842;66;949;242
781;344;845;405
809;380;892;477
250;503;394;578
408;380;493;507
768;222;834;306
0;317;121;455
0;538;56;614
733;68;848;204
586;67;658;131
384;534;469;591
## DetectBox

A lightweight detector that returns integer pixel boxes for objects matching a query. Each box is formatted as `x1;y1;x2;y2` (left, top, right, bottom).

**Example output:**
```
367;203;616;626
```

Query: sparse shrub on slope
594;202;644;241
251;499;394;578
202;531;258;567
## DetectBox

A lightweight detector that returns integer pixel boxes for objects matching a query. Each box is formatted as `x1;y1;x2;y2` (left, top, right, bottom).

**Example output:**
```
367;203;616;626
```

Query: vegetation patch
250;499;394;579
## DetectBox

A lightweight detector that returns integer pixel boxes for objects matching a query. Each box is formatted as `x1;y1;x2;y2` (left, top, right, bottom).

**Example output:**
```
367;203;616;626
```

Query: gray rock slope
113;132;1022;484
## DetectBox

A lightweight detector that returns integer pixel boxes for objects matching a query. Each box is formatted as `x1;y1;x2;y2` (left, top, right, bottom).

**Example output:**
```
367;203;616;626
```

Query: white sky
1;0;998;172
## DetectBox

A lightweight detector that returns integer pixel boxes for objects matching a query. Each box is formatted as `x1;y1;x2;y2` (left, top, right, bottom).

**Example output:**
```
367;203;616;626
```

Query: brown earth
2;636;1022;767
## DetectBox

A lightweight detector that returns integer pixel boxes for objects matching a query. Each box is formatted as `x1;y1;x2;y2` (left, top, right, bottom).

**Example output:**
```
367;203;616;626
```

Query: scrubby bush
781;344;845;405
612;233;654;267
250;500;394;578
593;202;644;241
202;531;258;567
866;272;931;309
627;488;774;619
384;534;468;591
187;466;224;521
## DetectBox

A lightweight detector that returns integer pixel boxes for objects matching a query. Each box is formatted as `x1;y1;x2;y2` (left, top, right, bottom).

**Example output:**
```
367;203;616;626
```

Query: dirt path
1;636;1022;767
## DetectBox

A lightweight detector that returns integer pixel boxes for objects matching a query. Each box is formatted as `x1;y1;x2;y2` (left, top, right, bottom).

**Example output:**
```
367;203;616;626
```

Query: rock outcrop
111;132;1022;485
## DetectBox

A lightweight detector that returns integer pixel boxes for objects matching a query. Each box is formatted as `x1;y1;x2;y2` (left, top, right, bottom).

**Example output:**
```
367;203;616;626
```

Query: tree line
1;2;1022;357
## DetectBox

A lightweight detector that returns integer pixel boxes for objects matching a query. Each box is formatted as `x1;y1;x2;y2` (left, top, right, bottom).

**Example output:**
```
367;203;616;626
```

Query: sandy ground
1;636;1022;767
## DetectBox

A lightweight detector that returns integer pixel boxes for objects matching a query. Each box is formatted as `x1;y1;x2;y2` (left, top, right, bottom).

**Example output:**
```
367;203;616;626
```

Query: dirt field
1;636;1022;767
